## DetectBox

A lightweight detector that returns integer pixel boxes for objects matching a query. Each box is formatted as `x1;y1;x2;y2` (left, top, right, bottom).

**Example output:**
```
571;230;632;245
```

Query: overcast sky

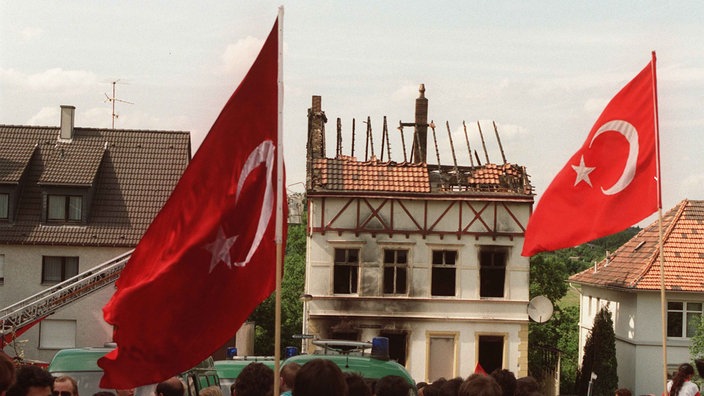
1;1;702;225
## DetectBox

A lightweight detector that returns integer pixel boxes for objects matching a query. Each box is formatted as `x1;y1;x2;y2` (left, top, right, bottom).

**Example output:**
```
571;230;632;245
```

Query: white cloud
27;107;59;126
0;67;98;91
680;173;704;199
220;36;263;79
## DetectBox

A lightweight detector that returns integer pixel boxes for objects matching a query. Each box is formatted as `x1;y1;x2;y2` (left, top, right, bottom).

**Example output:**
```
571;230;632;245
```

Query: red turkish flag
98;15;285;388
522;57;659;256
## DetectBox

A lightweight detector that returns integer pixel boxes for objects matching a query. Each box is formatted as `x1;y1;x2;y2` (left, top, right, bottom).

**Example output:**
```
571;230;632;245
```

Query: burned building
302;85;534;381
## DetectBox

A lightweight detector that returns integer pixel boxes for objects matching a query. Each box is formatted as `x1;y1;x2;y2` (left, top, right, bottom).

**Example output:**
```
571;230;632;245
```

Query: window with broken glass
333;248;359;294
383;249;408;295
431;250;457;296
480;247;507;298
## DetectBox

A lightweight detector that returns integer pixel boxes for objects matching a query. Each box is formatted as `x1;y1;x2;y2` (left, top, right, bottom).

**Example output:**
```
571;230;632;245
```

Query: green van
48;347;220;396
282;339;417;395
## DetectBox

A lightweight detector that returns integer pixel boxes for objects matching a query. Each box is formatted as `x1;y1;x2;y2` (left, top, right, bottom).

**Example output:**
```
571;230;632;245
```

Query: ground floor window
477;334;505;374
380;331;408;366
39;319;76;349
427;333;457;381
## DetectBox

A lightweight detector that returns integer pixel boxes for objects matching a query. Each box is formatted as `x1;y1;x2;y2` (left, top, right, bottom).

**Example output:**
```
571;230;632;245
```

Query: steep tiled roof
569;199;704;292
310;156;531;195
0;125;190;247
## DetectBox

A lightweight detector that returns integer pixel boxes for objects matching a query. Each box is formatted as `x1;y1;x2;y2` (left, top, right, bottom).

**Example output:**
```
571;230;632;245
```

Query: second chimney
60;105;75;140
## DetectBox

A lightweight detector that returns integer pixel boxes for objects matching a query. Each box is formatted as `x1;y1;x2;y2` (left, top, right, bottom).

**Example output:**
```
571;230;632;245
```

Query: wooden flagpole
274;6;284;396
650;51;668;395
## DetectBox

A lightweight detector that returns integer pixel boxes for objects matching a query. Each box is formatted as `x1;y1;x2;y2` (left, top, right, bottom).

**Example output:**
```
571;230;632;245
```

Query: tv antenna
104;80;133;129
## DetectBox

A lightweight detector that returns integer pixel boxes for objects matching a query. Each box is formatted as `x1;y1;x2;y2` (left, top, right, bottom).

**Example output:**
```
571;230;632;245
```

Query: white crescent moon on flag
230;140;275;267
589;120;639;195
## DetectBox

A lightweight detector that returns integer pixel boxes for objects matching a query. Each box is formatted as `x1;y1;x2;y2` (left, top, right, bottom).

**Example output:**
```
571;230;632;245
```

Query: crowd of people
1;351;701;396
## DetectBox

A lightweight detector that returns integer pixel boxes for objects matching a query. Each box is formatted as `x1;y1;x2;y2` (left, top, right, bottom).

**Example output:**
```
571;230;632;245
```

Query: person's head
513;376;539;396
293;359;347;396
156;377;184;396
92;392;115;396
234;363;274;396
374;375;410;396
0;353;15;396
439;377;463;396
197;386;222;396
458;375;501;396
344;373;370;396
670;363;696;396
6;365;53;396
489;369;515;396
615;389;632;396
280;363;301;393
53;376;78;396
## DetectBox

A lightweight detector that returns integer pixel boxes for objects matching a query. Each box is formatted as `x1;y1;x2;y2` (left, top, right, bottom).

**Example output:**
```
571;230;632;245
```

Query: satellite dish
527;295;554;323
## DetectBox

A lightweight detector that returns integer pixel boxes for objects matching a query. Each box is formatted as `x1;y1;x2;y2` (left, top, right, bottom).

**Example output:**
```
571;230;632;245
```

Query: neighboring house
569;199;704;395
0;105;190;362
303;88;534;382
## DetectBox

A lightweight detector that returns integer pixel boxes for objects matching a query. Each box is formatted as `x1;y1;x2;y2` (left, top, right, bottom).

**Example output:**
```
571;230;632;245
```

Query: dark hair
615;389;632;396
234;363;274;396
422;382;444;396
514;376;539;396
7;365;54;396
293;359;347;396
281;362;301;390
670;363;695;396
344;373;371;396
93;392;116;396
439;377;463;396
0;353;15;393
375;375;410;396
489;369;516;396
458;375;501;396
156;377;184;396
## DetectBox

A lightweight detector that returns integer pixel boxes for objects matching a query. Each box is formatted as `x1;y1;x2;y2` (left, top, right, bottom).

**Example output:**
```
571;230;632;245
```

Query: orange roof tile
569;199;704;292
311;157;531;195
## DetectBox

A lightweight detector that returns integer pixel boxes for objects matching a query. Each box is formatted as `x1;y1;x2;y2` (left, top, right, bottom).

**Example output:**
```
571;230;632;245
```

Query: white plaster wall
305;195;531;383
1;245;129;362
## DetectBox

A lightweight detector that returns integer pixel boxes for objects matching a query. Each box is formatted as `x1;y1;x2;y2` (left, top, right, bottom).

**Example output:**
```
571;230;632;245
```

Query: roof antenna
104;80;133;129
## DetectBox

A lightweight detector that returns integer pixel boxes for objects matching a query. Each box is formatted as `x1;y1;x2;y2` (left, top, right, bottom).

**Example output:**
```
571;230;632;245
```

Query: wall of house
305;195;531;382
577;285;701;395
1;245;129;363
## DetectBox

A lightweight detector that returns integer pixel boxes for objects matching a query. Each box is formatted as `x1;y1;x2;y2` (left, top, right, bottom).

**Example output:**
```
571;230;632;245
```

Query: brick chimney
306;96;327;190
59;105;75;141
411;84;428;163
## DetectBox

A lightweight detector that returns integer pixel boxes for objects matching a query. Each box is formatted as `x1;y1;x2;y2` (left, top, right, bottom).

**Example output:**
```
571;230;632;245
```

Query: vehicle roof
48;348;112;372
282;354;415;387
214;358;276;379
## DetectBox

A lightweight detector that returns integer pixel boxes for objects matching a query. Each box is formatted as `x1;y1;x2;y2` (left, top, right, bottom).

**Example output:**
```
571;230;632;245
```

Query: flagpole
650;50;668;395
274;6;284;396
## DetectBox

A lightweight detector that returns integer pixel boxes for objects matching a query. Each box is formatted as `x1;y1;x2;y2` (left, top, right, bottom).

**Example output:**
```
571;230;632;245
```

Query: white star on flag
205;226;238;272
571;155;595;187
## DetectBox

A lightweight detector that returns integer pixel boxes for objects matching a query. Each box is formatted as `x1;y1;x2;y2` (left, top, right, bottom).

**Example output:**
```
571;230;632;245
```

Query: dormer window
0;193;8;220
47;194;83;222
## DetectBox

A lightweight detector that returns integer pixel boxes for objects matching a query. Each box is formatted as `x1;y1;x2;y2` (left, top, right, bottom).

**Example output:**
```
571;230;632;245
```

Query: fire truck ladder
0;249;134;345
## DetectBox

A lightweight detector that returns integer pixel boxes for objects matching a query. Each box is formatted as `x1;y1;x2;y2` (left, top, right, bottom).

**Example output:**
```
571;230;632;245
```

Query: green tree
248;221;306;355
576;307;618;396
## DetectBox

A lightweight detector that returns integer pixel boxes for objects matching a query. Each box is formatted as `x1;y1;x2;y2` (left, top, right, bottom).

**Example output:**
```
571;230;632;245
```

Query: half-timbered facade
302;87;534;382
